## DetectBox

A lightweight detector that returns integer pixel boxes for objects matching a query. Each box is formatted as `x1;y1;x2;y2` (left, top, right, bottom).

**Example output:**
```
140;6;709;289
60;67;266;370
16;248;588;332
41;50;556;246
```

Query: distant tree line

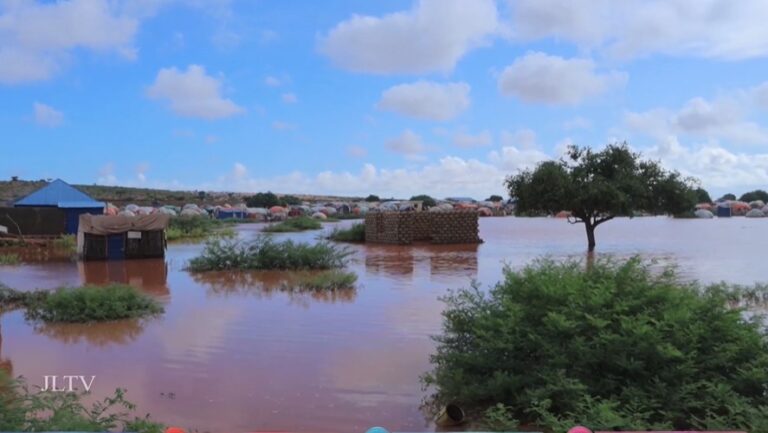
245;192;302;208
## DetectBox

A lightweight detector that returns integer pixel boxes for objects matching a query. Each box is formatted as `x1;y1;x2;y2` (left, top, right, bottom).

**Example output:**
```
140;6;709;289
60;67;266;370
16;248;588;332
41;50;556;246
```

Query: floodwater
1;216;767;432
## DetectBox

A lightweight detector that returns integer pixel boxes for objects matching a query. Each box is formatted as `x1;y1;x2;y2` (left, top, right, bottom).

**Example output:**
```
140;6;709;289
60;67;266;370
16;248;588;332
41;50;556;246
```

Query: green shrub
166;215;233;241
52;234;76;253
263;216;322;232
0;373;163;433
0;253;20;265
423;258;768;432
328;223;365;242
24;284;164;323
186;237;352;271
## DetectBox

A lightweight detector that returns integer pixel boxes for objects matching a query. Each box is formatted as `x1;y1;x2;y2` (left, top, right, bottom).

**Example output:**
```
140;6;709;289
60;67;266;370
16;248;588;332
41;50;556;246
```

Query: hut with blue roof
14;179;104;234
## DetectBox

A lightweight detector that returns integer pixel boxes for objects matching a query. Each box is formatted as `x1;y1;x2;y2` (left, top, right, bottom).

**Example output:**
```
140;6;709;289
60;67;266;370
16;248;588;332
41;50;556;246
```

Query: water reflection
428;245;479;276
364;247;415;277
191;270;357;304
78;259;169;296
32;319;149;346
363;244;479;280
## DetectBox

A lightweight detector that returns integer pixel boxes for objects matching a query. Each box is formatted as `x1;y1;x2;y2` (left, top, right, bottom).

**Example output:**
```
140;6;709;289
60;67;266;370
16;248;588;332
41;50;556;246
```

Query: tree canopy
245;192;280;208
364;194;380;202
280;195;302;206
506;143;697;251
718;193;737;202
486;194;504;202
739;189;768;203
409;194;437;208
694;187;711;204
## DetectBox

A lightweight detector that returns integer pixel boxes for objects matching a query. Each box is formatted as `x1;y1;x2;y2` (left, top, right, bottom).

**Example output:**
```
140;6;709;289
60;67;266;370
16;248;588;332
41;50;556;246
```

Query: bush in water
423;258;768;432
327;223;365;243
262;216;322;232
186;237;352;271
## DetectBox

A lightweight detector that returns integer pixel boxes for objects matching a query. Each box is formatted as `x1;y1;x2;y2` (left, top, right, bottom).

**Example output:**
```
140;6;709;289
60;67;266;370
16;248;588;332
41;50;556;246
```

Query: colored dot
568;426;592;433
365;427;389;433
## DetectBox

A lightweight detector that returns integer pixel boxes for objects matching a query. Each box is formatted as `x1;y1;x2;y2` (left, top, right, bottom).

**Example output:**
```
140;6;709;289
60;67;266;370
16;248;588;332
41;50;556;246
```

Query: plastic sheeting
79;213;170;235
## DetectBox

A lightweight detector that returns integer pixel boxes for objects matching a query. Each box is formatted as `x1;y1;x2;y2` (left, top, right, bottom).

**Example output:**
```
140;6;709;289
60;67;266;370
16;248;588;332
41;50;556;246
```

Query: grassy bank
327;223;365;242
263;216;322;232
0;284;163;323
0;253;20;265
423;258;768;432
186;237;352;271
0;373;163;433
166;216;235;241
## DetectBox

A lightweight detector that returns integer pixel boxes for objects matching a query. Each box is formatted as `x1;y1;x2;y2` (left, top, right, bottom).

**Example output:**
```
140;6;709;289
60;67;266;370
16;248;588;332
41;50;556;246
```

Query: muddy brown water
1;216;766;432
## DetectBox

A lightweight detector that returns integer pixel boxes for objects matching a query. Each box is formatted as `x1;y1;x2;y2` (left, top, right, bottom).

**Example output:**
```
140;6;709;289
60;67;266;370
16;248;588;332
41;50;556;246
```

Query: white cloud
509;0;768;60
264;76;281;87
272;121;296;131
453;130;493;148
563;116;592;130
625;96;768;145
377;81;470;121
33;102;63;127
136;162;150;183
281;93;297;104
754;82;768;109
385;130;428;157
498;52;627;105
488;146;550;171
0;0;138;84
97;162;117;185
319;0;498;74
146;65;244;119
500;128;538;149
346;145;368;158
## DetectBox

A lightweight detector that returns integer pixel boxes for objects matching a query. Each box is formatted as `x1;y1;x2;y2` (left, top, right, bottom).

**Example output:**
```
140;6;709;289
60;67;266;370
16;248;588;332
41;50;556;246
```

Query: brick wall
364;211;481;244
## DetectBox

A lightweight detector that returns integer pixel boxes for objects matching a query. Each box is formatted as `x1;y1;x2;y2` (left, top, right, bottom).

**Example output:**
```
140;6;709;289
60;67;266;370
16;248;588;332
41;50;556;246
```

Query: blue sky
2;0;768;199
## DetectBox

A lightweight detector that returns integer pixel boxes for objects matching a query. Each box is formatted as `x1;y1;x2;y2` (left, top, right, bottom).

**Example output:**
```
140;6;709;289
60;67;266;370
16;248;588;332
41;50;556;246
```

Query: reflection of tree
0;317;12;378
32;319;148;347
191;271;357;304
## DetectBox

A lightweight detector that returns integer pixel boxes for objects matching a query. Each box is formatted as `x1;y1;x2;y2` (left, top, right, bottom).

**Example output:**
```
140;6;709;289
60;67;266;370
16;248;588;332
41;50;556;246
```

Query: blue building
14;179;105;234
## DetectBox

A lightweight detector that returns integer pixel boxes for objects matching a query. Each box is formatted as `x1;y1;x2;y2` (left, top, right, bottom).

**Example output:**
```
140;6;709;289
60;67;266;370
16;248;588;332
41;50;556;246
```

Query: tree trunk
585;222;596;252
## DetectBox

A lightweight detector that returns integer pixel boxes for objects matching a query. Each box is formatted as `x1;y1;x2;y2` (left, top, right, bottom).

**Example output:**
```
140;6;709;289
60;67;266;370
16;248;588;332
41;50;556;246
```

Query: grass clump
327;223;365;242
23;284;164;323
0;253;21;265
263;216;322;232
423;257;768;432
52;234;77;253
186;237;352;271
166;216;233;241
0;373;163;433
289;270;358;292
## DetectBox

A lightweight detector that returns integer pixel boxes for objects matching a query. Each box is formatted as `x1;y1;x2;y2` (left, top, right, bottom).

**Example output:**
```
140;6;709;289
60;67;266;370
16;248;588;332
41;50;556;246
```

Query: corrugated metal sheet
14;179;103;207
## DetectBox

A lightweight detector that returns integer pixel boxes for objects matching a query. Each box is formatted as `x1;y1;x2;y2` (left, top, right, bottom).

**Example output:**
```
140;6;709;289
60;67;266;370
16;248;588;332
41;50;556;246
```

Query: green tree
364;194;380;202
279;195;302;206
245;192;280;208
409;194;437;208
486;194;504;202
739;189;768;203
694;187;711;204
506;143;696;252
718;193;737;202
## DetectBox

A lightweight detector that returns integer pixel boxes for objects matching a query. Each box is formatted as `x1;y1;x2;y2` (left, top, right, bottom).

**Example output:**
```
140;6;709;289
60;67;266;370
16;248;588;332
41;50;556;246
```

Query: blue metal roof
58;201;105;209
14;179;103;208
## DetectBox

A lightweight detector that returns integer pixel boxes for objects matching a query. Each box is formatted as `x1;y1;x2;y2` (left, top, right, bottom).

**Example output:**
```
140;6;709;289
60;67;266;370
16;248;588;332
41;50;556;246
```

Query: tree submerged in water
506;143;696;251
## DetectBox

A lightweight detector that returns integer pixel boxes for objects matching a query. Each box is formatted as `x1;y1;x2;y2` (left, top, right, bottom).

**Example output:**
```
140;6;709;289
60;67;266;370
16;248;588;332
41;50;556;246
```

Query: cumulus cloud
453;130;493;148
500;128;538;149
136;162;150;183
0;0;137;84
385;130;428;157
625;96;768;145
319;0;498;74
33;102;63;127
97;162;117;185
498;52;627;105
377;81;470;121
346;145;368;158
509;0;768;60
146;65;244;119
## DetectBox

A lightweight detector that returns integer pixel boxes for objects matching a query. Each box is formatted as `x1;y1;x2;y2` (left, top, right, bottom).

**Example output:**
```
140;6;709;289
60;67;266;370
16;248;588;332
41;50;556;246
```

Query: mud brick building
364;211;481;245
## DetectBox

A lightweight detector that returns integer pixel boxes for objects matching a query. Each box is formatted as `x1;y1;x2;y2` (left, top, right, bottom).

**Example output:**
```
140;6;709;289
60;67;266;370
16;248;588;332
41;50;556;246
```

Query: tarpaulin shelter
14;179;104;234
77;214;170;261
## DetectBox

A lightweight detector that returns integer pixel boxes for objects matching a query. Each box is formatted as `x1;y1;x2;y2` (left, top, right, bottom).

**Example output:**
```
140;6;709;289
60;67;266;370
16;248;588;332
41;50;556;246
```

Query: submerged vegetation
0;284;163;323
166;216;234;241
0;253;21;265
0;373;163;433
263;216;322;232
327;223;365;242
186;237;352;272
289;270;358;292
424;258;768;432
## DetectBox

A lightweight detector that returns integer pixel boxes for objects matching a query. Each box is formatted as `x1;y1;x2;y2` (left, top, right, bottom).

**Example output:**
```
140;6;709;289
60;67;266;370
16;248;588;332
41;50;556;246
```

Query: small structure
77;214;170;261
365;211;481;245
216;208;246;220
13;179;104;234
